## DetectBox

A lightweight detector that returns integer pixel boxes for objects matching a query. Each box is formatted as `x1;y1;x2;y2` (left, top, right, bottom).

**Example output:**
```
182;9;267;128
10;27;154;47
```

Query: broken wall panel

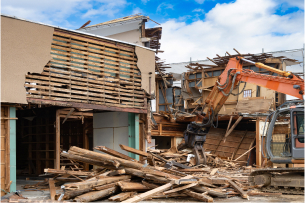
203;127;255;164
1;16;54;104
25;30;146;110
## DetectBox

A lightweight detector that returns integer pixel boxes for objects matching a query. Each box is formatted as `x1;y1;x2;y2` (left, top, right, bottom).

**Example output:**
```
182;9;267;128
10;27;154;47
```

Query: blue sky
1;0;304;63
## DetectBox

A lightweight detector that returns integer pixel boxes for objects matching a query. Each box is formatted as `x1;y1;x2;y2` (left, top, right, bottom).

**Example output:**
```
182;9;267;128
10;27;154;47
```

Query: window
243;89;252;98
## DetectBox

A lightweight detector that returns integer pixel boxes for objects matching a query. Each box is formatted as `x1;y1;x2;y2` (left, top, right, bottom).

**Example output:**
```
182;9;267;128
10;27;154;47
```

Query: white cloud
132;7;143;15
157;3;174;12
1;0;126;28
195;0;205;4
82;0;127;18
158;0;304;64
141;0;149;4
192;8;204;13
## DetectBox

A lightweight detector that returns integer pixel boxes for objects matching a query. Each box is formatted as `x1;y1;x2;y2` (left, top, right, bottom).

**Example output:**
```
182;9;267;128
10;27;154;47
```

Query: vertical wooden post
83;121;89;171
171;137;177;148
55;109;60;170
256;119;261;167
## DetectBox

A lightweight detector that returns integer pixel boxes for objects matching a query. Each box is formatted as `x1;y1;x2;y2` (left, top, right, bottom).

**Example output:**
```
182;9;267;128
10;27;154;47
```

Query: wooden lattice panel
25;30;145;109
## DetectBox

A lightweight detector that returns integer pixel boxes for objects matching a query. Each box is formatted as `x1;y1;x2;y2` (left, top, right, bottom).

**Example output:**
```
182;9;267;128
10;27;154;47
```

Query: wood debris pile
35;145;279;202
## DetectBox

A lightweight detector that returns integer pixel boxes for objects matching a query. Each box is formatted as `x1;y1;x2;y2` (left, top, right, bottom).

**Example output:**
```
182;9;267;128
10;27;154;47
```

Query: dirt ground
13;180;304;202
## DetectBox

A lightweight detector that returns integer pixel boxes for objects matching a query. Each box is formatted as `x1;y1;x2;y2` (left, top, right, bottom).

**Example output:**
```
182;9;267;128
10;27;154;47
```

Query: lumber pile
34;145;277;202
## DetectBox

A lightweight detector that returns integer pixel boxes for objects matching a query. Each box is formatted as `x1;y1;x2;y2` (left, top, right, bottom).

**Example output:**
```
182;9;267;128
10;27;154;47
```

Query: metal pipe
240;58;292;77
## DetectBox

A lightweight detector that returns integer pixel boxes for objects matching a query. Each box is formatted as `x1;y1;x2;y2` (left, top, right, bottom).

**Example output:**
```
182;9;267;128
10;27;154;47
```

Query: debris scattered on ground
27;145;281;202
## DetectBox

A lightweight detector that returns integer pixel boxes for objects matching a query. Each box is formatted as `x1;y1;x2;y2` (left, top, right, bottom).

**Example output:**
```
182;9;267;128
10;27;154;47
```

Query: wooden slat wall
25;30;145;109
204;128;255;164
1;106;10;196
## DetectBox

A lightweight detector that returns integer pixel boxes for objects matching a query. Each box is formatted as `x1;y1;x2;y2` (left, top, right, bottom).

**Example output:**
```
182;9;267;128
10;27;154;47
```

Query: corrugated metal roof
80;14;147;29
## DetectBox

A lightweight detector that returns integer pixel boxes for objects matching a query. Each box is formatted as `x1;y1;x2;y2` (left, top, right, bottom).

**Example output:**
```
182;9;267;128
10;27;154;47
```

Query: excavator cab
265;100;304;164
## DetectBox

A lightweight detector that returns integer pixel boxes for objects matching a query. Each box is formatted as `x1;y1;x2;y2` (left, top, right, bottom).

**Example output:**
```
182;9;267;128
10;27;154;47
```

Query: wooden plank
94;146;138;162
119;144;149;157
121;182;173;203
109;192;135;201
74;186;119;202
44;168;92;176
49;178;56;201
163;183;198;194
228;179;249;199
65;175;131;190
117;181;149;191
94;182;118;191
183;190;213;202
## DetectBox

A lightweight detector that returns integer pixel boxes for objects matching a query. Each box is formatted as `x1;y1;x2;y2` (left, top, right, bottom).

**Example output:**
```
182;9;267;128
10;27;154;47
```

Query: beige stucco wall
1;16;54;104
108;29;143;46
135;46;155;95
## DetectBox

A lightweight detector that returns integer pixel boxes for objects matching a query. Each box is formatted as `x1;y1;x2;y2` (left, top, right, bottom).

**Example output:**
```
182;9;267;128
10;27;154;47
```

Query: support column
55;109;60;169
135;114;139;161
256;119;261;167
128;113;140;160
9;107;16;192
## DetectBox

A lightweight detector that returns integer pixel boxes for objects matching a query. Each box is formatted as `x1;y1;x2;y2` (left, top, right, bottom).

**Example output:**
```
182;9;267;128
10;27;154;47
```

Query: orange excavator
182;56;304;194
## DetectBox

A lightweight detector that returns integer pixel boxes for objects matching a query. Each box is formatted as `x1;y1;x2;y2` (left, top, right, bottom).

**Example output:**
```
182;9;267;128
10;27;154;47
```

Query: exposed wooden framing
27;98;147;114
231;130;247;159
62;108;75;124
223;116;243;142
25;29;147;111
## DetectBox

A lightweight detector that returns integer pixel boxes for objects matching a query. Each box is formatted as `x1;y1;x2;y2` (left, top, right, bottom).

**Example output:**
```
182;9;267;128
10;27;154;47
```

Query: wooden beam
44;168;92;176
95;146;138;162
234;146;255;161
55;109;60;169
74;186;119;202
163;183;198;194
118;181;150;192
49;178;56;201
121;182;173;203
62;108;75;124
256;119;261;167
119;144;149;157
109;192;136;201
223;116;243;142
226;116;233;134
27;98;148;114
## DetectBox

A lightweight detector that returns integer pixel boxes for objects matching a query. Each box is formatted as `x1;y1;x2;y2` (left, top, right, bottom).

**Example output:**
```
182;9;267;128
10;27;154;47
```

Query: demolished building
0;14;156;195
0;13;304;202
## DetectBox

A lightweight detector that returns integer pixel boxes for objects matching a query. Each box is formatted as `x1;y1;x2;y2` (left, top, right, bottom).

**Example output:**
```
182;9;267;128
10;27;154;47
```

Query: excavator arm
183;56;304;165
205;56;304;120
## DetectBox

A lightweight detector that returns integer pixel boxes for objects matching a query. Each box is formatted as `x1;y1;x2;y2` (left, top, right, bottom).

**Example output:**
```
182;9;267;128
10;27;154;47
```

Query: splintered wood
38;144;266;202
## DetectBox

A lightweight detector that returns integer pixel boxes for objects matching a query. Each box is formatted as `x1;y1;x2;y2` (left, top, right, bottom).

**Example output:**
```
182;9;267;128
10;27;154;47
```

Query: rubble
26;144;282;202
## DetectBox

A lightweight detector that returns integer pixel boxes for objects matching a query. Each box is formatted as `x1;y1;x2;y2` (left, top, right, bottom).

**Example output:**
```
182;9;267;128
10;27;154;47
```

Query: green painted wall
9;107;16;192
128;113;139;160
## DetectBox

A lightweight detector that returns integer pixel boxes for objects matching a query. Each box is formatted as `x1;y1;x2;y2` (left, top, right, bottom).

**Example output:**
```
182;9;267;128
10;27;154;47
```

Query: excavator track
248;168;304;195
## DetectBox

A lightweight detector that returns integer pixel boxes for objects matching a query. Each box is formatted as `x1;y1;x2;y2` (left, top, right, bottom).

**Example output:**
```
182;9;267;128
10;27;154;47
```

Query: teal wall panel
9;107;16;192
